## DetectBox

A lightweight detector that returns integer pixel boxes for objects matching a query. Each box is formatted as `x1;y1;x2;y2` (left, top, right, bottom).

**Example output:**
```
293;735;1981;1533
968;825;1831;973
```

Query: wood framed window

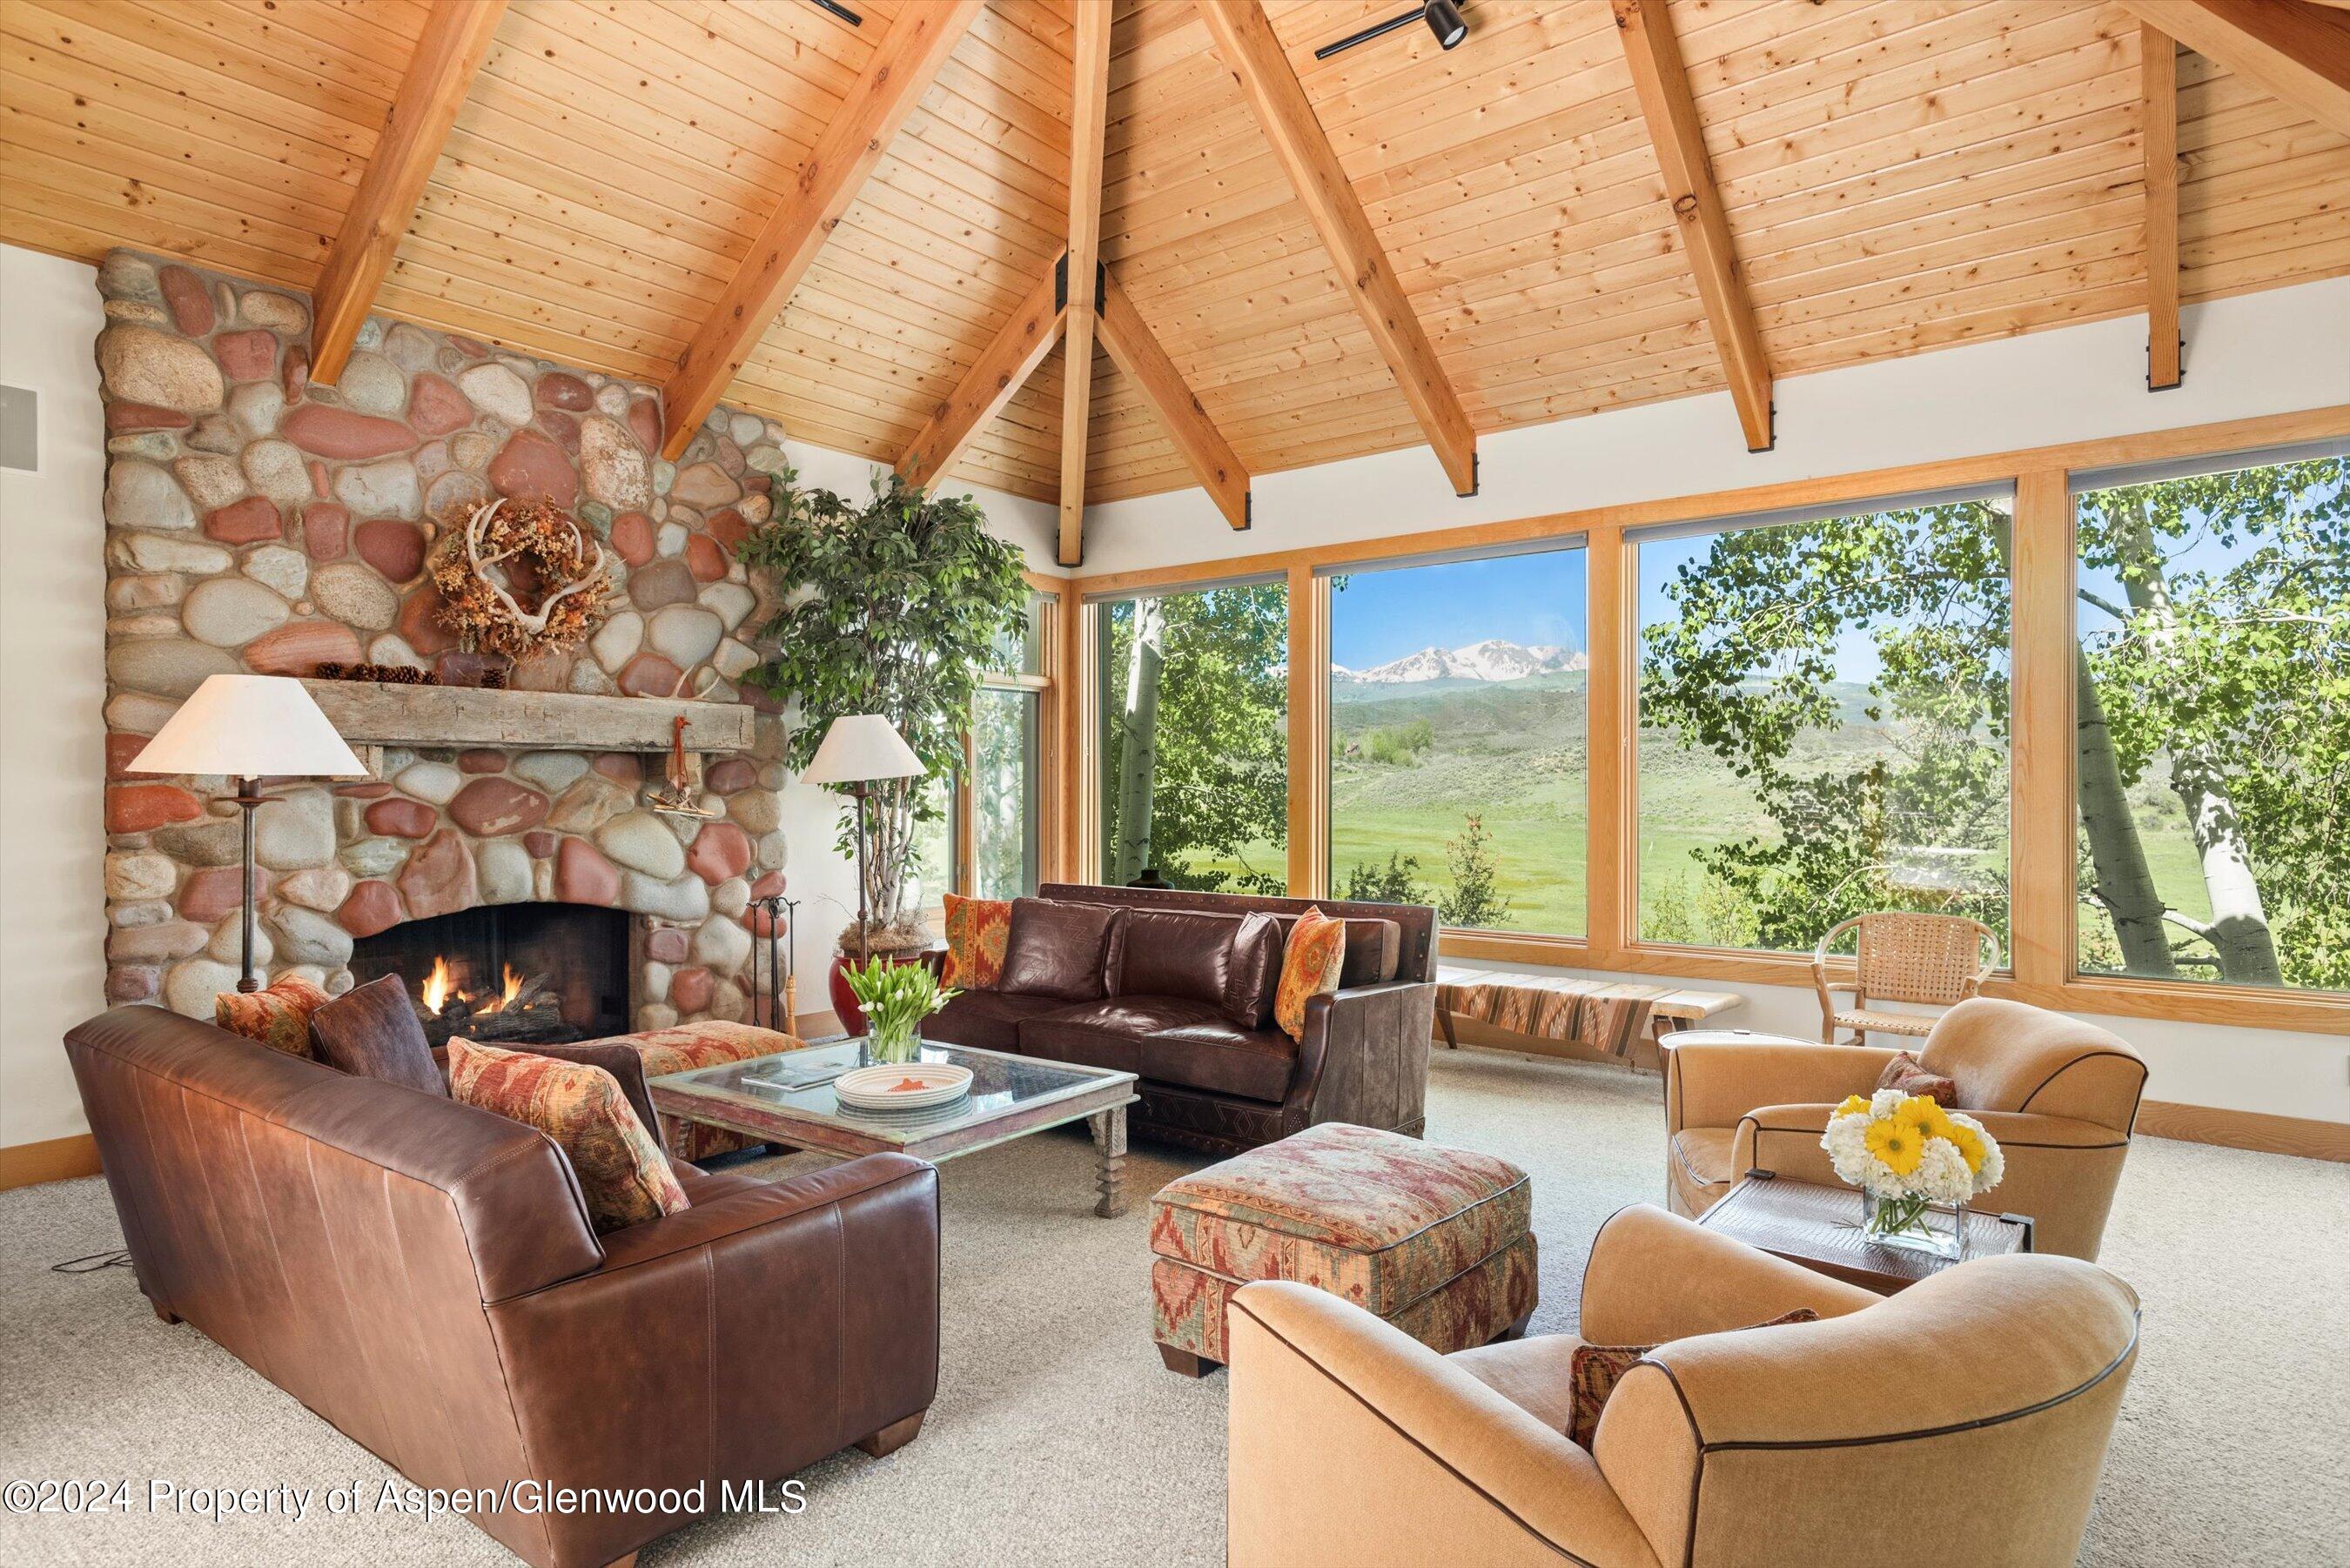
914;584;1060;911
1054;404;2350;1034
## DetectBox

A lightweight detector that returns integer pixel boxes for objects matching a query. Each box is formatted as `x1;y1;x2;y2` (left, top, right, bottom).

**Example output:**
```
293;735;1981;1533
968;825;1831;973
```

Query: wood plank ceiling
4;0;2347;521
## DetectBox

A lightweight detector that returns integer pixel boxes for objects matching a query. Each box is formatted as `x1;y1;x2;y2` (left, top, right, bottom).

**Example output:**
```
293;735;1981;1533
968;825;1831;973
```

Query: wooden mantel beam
661;0;982;462
1099;277;1251;530
310;0;508;385
2143;24;2185;390
2117;0;2350;139
1198;0;1479;496
894;265;1064;488
1059;0;1113;566
1611;0;1775;452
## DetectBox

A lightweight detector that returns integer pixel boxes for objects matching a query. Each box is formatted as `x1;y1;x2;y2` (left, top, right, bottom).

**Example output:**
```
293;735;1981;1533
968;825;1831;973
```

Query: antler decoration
430;494;613;662
461;499;607;633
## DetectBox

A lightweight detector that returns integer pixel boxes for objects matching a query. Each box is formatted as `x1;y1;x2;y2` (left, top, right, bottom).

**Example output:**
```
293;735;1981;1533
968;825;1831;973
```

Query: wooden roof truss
9;0;2348;533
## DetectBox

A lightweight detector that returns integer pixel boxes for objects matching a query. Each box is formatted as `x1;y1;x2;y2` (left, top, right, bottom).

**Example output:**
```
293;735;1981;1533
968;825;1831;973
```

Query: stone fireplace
95;248;796;1032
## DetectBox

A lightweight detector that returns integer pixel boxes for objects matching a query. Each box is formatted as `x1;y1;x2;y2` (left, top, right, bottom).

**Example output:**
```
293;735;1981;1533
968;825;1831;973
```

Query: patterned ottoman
1150;1122;1536;1376
582;1020;808;1163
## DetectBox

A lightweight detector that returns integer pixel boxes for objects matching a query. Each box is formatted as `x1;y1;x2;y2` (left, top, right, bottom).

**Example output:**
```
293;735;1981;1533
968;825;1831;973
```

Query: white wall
1075;276;2350;1125
1078;274;2350;573
1;245;111;1148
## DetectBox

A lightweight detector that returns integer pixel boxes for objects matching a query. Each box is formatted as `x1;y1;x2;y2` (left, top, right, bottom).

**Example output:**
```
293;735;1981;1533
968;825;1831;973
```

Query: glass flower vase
865;1017;920;1065
1860;1189;1964;1261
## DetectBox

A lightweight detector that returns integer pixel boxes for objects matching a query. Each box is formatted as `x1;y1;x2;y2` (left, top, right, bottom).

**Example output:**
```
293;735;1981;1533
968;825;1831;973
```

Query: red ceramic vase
827;946;944;1037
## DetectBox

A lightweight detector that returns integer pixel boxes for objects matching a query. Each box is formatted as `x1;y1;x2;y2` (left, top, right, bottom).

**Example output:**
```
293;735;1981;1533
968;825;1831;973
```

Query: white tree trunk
2074;647;2178;975
2111;497;2282;985
1110;598;1165;885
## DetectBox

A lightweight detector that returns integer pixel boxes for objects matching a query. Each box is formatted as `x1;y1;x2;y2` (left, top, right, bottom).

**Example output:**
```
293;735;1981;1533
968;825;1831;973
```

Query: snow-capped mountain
1343;640;1587;685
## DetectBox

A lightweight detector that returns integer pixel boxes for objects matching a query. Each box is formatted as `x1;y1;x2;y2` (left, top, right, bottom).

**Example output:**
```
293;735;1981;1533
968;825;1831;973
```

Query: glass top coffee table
648;1038;1142;1216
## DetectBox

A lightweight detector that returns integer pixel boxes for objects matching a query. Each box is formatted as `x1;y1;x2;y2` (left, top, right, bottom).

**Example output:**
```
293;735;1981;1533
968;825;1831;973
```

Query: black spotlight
1313;3;1470;62
1425;0;1468;50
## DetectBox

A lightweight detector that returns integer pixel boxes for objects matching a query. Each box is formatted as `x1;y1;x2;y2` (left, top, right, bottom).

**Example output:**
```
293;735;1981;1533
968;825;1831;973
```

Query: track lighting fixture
809;0;863;27
1313;2;1470;63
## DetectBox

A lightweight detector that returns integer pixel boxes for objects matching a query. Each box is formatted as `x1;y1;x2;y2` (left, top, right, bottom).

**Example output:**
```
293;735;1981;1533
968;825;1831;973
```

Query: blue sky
1329;550;1588;668
1325;457;2338;680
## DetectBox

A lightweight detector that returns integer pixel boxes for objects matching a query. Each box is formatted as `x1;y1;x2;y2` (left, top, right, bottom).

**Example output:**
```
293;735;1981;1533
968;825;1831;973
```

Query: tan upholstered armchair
1664;997;2148;1260
1813;910;1999;1042
1227;1205;2140;1568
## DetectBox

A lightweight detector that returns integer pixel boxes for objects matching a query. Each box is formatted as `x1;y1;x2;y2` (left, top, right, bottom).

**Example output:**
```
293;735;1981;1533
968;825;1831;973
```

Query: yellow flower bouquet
1820;1090;2004;1258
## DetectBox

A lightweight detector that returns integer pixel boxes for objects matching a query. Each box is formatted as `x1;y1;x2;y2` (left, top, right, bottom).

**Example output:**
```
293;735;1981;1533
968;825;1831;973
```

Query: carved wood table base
1091;1103;1129;1217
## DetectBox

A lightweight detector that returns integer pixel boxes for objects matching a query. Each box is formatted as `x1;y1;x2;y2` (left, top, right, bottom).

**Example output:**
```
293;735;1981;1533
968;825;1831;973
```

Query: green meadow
1167;668;2212;963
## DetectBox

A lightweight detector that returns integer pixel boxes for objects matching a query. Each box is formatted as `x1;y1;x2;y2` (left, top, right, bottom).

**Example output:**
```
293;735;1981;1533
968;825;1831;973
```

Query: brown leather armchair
1665;996;2148;1260
64;1005;940;1568
1227;1205;2141;1568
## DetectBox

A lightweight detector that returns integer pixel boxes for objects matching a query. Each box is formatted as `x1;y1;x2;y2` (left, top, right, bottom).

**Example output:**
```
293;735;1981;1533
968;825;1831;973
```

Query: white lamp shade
801;714;923;785
127;674;366;779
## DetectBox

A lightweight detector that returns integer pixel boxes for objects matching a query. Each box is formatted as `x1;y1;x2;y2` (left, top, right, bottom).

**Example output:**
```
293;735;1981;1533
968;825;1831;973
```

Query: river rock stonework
96;250;796;1031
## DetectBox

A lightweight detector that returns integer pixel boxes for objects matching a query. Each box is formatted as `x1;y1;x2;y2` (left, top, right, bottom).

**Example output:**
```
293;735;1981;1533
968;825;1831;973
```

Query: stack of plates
833;1062;972;1115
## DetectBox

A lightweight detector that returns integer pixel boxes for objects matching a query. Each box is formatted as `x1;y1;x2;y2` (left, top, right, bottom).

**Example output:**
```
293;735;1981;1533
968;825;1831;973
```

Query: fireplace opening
349;904;631;1047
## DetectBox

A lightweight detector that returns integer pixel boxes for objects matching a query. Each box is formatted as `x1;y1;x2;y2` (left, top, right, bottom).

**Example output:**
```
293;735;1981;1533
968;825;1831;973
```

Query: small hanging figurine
647;714;718;821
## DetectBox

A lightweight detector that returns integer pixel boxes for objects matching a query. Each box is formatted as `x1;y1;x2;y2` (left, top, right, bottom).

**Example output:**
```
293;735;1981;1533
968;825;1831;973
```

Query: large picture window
1096;580;1287;893
1635;491;2014;955
2071;446;2347;991
1326;547;1589;933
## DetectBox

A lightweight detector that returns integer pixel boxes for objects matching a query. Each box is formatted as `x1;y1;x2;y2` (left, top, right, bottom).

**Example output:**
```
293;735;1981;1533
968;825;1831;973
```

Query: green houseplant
737;468;1030;968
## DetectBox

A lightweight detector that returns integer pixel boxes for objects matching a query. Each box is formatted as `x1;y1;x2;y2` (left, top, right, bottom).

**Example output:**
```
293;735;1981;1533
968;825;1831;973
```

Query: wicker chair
1812;910;1999;1043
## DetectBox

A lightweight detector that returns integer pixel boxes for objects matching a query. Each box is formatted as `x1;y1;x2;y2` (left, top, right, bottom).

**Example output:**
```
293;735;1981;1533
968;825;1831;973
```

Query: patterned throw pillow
1273;906;1346;1042
446;1037;689;1235
942;892;1011;991
213;975;332;1058
1876;1049;1958;1107
1566;1309;1819;1448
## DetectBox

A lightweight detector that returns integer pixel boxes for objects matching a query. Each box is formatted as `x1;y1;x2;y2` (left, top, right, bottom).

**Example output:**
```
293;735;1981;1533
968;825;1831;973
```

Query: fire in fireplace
350;904;631;1048
415;955;565;1044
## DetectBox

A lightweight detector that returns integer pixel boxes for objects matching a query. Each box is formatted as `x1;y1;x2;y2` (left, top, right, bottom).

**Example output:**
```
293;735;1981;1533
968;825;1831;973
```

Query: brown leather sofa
928;883;1437;1156
64;1004;940;1568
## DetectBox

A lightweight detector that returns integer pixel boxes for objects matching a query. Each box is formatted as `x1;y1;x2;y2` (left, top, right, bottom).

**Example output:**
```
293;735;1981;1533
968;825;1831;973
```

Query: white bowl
834;1062;973;1113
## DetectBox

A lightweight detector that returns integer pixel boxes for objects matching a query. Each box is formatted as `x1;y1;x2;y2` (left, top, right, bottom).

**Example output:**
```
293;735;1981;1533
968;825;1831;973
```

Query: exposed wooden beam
1610;0;1775;452
309;0;508;385
1058;0;1112;566
895;265;1064;488
2144;25;2184;391
2117;0;2350;139
661;0;982;462
1098;276;1251;530
1197;0;1478;496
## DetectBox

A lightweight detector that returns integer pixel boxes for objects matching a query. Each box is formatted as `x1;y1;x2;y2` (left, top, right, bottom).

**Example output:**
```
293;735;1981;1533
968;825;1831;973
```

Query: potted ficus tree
736;468;1031;1031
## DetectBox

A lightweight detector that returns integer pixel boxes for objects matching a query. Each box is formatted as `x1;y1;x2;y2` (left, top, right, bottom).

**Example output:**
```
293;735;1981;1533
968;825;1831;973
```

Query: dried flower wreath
427;496;612;663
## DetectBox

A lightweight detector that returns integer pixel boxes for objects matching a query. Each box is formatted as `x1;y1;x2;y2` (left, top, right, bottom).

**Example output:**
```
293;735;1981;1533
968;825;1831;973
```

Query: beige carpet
3;1049;2342;1565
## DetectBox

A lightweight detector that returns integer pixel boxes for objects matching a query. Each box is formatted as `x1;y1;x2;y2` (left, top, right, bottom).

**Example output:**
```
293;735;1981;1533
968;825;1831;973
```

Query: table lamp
127;674;366;993
802;714;923;964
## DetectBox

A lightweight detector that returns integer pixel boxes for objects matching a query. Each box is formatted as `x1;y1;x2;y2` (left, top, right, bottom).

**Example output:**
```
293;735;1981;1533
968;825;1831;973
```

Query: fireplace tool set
754;895;800;1034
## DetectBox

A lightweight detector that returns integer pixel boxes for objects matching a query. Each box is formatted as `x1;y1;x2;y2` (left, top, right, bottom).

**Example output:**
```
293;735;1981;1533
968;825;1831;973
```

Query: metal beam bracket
1052;253;1106;316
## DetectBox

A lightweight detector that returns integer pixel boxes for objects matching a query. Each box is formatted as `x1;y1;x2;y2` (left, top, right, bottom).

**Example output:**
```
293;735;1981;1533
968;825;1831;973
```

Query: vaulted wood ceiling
5;0;2347;519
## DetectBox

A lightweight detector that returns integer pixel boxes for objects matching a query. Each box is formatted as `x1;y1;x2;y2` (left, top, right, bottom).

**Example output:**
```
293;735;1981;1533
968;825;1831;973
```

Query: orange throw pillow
447;1037;689;1235
214;975;332;1057
1273;907;1346;1042
942;892;1011;990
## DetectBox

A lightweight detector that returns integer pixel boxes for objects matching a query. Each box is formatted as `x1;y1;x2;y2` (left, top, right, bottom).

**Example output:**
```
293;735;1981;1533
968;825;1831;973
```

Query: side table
1696;1170;2031;1294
